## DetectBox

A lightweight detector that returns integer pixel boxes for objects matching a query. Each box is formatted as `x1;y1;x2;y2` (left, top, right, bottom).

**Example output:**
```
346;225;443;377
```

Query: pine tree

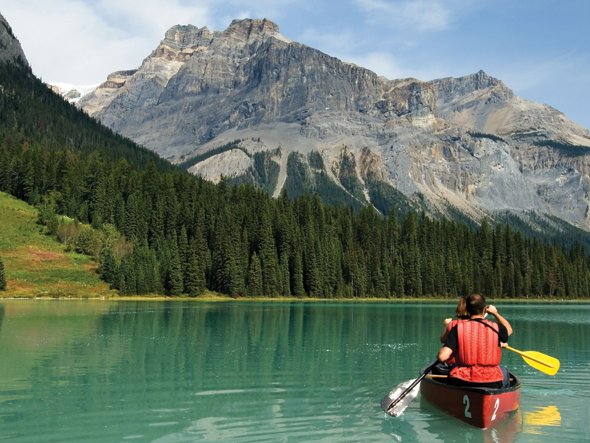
0;257;6;291
191;225;208;294
211;215;241;296
184;248;204;297
258;208;280;296
279;251;291;296
98;247;117;286
290;248;305;296
247;252;263;296
166;240;184;296
401;214;422;296
118;258;137;294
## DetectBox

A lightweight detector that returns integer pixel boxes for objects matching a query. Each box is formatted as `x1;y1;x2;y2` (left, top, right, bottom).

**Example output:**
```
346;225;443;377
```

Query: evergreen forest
2;61;590;298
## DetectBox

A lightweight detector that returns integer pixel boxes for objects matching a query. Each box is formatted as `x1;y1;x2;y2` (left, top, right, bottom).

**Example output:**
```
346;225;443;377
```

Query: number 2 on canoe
463;395;472;418
492;398;500;421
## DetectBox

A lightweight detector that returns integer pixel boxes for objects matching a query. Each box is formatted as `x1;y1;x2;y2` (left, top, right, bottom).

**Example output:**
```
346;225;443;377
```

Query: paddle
381;361;438;417
504;345;560;376
474;318;560;376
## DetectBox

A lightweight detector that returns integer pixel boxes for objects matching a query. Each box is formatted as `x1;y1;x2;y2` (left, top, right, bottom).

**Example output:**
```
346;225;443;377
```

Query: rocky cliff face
77;18;590;232
0;13;28;66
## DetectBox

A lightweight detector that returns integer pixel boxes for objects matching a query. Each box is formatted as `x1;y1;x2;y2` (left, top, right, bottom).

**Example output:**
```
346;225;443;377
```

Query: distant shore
1;292;589;303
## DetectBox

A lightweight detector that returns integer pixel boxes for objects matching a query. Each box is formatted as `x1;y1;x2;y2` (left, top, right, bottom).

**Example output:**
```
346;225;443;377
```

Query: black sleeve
443;325;458;351
498;324;509;343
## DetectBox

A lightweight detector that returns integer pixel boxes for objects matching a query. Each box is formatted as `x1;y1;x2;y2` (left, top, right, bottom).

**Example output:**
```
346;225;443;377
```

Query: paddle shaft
386;361;437;412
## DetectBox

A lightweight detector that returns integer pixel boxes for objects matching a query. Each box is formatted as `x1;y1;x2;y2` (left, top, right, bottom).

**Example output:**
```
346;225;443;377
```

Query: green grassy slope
0;192;114;297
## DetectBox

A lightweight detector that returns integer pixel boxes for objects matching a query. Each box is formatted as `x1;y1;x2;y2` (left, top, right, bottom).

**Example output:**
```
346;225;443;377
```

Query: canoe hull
420;374;521;429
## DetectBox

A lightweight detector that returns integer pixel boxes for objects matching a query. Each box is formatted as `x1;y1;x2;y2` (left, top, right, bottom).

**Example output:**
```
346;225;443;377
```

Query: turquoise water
0;301;588;442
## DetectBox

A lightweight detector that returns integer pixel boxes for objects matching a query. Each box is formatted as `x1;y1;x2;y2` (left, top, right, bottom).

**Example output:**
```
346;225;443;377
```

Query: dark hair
455;297;470;319
466;294;486;315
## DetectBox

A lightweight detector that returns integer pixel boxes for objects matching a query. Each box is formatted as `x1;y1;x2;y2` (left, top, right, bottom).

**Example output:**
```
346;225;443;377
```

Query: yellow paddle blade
505;346;560;376
521;351;560;375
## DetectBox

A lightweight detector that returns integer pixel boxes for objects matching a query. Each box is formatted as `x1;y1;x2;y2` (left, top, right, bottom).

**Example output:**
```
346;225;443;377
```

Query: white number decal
491;398;500;421
463;395;472;418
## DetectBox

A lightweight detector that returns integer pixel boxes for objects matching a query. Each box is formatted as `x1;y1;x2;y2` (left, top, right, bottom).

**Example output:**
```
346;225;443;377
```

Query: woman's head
455;297;470;319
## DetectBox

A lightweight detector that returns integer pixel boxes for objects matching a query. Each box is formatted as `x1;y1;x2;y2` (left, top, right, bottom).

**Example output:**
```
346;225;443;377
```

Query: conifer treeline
2;141;590;298
1;61;590;298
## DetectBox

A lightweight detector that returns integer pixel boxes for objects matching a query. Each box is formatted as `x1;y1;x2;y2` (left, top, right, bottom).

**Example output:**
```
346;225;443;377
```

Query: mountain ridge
69;18;590;231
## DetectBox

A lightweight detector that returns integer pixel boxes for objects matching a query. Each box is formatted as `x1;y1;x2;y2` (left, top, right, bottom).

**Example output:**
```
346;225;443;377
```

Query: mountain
0;13;27;65
76;18;590;232
50;82;99;103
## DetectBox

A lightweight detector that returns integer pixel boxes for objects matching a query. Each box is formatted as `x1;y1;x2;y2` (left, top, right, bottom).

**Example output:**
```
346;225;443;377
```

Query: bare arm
438;346;453;363
486;305;513;336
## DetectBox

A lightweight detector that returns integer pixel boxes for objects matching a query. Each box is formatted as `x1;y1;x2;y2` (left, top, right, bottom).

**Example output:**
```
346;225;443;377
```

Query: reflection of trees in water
14;303;448;434
79;303;590;391
0;305;4;335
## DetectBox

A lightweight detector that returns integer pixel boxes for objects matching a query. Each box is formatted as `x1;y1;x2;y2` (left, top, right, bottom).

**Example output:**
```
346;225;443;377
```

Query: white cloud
355;0;452;32
91;0;212;33
344;51;448;81
220;0;299;22
346;51;409;79
495;52;590;94
0;0;300;84
299;28;361;55
0;0;212;84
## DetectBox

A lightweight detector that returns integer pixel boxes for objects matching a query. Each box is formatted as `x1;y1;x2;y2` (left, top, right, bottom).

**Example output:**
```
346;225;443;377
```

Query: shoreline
1;293;590;303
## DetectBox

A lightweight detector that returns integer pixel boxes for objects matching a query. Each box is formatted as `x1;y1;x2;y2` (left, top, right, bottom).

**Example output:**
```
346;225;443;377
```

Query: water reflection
412;400;522;443
523;405;561;434
420;404;562;442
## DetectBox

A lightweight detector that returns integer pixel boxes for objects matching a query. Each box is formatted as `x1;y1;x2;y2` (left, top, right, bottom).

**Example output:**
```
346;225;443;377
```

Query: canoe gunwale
422;373;521;394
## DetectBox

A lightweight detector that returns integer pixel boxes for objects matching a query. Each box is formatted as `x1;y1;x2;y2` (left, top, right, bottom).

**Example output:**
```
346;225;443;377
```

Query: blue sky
1;0;588;129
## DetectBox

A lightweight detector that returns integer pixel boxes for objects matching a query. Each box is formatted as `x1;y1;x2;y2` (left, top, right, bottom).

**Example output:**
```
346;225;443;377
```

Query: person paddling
440;296;470;343
433;296;470;374
437;294;513;388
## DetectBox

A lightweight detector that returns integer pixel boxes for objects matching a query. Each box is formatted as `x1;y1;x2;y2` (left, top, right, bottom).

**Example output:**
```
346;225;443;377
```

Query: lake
0;300;588;442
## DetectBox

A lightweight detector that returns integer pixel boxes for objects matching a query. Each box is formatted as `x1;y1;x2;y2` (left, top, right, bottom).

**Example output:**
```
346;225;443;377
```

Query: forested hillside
0;63;170;172
1;61;590;298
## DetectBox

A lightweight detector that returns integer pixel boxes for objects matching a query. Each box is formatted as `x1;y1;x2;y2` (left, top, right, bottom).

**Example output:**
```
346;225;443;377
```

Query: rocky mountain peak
225;18;281;40
433;69;509;101
0;13;28;66
149;19;288;64
470;69;500;88
162;24;212;50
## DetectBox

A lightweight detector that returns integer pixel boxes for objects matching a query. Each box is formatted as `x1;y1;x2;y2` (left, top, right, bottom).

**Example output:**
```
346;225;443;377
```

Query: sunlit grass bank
0;192;114;298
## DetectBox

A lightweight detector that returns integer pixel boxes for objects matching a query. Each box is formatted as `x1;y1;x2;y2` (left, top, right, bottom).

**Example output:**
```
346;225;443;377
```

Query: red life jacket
445;319;463;366
447;319;461;329
449;319;503;383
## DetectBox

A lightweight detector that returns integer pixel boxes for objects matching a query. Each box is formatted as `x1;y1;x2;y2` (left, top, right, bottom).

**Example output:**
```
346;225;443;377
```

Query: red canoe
420;373;521;429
